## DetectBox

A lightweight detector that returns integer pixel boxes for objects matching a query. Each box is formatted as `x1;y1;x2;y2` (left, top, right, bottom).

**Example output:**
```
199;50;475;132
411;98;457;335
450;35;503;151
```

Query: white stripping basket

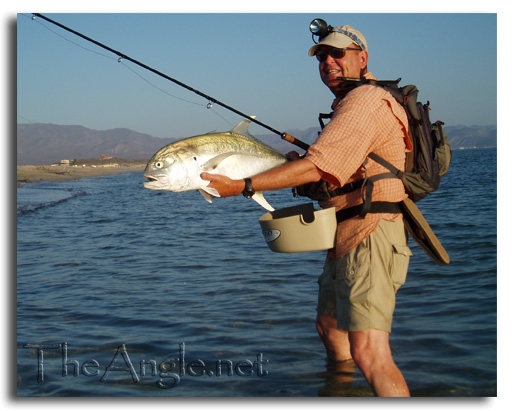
259;203;337;253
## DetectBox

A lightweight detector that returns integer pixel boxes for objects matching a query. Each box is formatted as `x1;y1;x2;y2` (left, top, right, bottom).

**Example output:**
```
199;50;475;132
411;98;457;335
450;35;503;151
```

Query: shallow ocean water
17;148;496;397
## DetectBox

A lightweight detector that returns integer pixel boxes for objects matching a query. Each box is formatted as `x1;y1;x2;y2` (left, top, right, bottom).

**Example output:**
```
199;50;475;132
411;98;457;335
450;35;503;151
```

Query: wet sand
17;164;146;186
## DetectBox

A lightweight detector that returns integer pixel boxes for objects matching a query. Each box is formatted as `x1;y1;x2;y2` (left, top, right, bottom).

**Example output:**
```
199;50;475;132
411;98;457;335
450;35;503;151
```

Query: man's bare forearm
201;158;323;197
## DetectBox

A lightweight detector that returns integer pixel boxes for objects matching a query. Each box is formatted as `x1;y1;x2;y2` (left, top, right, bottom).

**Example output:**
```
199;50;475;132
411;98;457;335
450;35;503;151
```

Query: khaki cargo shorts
317;219;412;333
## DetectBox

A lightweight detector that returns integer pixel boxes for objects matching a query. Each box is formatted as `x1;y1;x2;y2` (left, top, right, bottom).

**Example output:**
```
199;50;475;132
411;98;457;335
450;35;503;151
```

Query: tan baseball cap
308;25;368;56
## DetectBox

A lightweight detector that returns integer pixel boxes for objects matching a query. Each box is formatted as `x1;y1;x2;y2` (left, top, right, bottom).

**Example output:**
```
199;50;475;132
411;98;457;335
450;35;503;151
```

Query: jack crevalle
143;118;288;211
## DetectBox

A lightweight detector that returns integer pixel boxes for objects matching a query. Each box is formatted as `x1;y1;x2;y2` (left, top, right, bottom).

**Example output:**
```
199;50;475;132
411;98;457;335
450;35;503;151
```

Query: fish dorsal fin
230;116;256;138
201;152;236;171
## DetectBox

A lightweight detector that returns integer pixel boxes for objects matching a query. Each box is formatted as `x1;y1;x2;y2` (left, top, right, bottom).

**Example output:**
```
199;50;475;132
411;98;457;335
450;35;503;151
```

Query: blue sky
17;12;498;140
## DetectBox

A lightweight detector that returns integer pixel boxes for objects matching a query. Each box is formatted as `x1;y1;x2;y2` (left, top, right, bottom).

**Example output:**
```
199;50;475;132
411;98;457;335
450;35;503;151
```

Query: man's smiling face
317;46;368;96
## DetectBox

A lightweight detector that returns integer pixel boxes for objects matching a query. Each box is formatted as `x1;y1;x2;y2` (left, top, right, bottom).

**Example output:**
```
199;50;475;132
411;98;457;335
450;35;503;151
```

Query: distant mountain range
17;123;497;166
16;123;166;166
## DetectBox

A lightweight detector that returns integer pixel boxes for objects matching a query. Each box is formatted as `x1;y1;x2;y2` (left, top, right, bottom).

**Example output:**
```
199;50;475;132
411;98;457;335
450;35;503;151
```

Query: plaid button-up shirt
305;85;412;258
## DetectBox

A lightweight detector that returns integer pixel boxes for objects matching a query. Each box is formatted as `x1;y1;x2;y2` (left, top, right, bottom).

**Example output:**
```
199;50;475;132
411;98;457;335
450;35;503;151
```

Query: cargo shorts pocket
336;241;371;304
390;244;412;292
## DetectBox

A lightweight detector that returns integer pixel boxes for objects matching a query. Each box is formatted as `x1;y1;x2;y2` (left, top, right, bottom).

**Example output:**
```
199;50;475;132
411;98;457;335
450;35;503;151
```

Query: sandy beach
17;163;146;186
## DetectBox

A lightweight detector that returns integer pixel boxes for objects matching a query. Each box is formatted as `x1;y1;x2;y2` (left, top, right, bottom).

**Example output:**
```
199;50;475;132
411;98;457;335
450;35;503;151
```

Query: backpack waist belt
336;201;402;223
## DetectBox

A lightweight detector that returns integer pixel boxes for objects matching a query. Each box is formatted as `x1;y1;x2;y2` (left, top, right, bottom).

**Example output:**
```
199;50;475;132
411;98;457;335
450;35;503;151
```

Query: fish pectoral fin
198;187;220;203
198;190;213;203
251;191;275;212
201;153;236;171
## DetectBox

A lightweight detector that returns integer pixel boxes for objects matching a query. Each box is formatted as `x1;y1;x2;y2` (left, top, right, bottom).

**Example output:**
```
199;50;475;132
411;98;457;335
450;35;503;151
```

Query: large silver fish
143;118;288;211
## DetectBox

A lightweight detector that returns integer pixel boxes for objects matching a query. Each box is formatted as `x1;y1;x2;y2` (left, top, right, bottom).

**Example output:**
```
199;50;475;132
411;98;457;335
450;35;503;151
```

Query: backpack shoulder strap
367;152;404;179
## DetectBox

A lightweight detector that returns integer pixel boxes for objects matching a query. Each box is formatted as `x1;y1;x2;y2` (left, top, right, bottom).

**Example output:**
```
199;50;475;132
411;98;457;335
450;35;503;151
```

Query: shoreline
17;164;146;186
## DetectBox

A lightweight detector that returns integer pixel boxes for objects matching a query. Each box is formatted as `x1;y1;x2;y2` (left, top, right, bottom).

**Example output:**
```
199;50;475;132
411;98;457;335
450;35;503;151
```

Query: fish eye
155;161;163;169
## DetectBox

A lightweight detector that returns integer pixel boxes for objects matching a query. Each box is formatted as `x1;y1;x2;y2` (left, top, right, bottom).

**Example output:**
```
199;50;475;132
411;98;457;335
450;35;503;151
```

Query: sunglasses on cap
315;47;362;62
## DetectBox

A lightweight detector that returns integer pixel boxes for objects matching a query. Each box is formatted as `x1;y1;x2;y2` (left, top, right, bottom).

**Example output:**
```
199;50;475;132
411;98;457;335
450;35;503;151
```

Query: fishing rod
31;13;310;151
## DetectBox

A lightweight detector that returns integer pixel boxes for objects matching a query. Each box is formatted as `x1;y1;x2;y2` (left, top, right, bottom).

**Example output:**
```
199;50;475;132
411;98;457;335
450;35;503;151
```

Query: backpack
369;79;452;203
296;78;452;214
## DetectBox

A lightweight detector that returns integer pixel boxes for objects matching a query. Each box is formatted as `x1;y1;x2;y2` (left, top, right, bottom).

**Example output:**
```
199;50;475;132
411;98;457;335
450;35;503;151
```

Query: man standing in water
202;22;412;397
